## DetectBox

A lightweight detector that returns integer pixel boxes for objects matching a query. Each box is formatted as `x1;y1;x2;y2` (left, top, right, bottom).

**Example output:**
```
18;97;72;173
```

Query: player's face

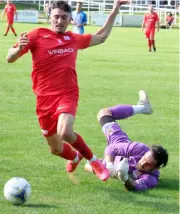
50;8;71;33
136;151;157;172
76;3;82;11
149;6;154;13
7;0;10;4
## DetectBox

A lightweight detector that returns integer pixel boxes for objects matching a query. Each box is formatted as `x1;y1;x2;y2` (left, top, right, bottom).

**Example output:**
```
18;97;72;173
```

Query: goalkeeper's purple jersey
102;122;159;191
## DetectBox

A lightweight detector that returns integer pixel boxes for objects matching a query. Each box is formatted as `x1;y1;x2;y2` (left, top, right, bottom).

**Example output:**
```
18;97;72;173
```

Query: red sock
148;39;151;49
71;134;93;160
59;143;77;160
5;26;10;35
11;27;17;35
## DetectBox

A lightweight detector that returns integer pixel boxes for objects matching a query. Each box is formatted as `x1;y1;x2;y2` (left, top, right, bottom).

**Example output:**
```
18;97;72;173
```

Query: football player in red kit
1;0;17;36
6;0;129;182
141;5;160;52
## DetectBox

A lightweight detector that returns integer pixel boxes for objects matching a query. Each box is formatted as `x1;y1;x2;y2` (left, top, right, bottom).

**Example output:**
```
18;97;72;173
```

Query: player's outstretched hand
113;0;129;11
118;0;129;5
18;32;29;51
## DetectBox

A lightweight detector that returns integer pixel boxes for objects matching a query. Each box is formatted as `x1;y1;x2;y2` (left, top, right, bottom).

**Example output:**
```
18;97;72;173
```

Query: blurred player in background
141;5;160;52
71;1;87;34
85;90;168;191
166;12;174;29
6;0;129;182
44;2;52;23
1;0;17;36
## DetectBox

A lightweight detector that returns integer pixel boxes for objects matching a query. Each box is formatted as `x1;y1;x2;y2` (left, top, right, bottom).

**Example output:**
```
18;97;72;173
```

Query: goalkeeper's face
136;151;157;172
51;8;71;33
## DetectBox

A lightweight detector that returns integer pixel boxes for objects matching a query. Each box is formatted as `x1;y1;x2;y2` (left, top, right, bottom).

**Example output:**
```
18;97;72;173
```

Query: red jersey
166;15;174;23
4;3;16;18
143;12;159;31
17;28;91;96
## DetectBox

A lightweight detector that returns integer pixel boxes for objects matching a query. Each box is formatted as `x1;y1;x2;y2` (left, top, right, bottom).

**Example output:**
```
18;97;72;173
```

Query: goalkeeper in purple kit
85;90;168;191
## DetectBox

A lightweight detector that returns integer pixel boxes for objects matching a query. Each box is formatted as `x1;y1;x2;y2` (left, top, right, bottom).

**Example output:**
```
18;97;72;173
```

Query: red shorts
36;93;78;137
7;17;14;25
145;28;155;39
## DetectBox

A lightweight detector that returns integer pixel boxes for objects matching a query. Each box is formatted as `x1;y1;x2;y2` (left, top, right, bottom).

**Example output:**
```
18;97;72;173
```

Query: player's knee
50;147;63;156
58;129;73;142
97;108;111;122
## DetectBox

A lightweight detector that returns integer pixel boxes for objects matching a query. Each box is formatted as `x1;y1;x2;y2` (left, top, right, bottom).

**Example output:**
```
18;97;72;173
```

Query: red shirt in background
143;12;159;31
4;3;16;18
166;15;174;23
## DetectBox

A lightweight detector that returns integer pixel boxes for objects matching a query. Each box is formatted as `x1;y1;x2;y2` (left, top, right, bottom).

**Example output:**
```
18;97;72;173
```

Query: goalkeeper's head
150;145;169;168
137;145;168;172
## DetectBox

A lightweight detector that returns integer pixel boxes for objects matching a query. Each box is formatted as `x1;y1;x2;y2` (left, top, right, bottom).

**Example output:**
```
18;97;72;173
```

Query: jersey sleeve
156;13;160;22
83;13;87;23
134;174;158;191
13;29;38;58
74;33;92;49
143;15;147;23
13;4;16;11
4;6;7;13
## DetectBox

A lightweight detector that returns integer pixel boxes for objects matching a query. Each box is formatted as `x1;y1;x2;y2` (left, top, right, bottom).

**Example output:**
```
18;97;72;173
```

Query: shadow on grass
157;177;179;190
23;203;58;208
96;183;179;214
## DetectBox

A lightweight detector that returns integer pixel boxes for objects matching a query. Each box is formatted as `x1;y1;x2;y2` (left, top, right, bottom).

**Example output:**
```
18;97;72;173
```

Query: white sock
72;152;79;163
88;155;97;163
132;105;145;114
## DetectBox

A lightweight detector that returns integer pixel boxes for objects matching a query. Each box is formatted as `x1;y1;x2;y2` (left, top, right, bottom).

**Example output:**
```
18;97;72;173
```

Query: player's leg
36;95;80;169
96;90;152;177
169;22;173;29
97;109;131;178
46;133;78;160
150;29;156;52
57;113;110;181
145;30;151;52
4;23;10;36
10;23;17;36
98;90;152;120
97;90;152;141
39;115;78;162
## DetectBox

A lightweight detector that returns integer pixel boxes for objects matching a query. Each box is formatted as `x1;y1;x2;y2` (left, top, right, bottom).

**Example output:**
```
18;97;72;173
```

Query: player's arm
89;0;128;47
14;5;17;20
141;19;146;31
156;21;160;31
14;9;17;20
124;174;158;191
156;14;160;31
116;159;158;191
1;9;6;20
15;10;17;20
81;13;87;26
6;33;29;63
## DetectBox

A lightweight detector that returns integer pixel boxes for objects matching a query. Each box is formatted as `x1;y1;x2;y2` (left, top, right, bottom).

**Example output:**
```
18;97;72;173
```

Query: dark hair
77;1;83;6
150;145;168;168
51;1;72;13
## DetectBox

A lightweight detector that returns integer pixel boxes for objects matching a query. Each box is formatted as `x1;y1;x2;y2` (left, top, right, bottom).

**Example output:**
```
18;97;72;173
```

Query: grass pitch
0;23;179;214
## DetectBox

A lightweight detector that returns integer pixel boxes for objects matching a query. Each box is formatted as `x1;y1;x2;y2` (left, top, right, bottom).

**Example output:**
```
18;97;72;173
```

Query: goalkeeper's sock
131;105;145;114
109;105;134;120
